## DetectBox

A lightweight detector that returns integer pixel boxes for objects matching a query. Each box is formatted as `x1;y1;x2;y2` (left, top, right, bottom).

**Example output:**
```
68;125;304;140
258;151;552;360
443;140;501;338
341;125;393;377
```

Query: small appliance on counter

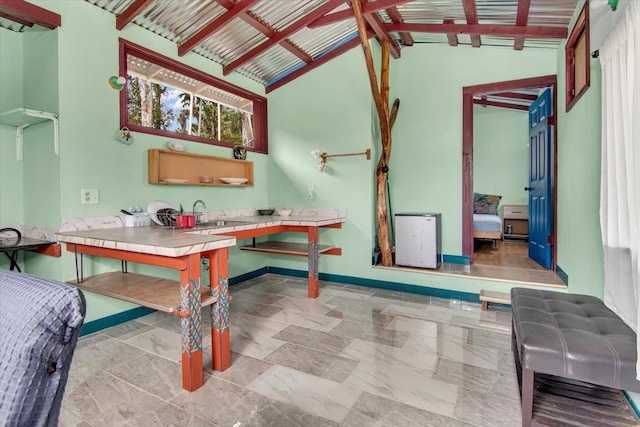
395;213;442;269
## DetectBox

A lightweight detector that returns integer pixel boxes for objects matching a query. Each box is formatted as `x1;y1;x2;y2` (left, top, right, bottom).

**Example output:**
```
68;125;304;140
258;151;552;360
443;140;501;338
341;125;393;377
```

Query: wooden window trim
565;1;590;112
119;38;268;154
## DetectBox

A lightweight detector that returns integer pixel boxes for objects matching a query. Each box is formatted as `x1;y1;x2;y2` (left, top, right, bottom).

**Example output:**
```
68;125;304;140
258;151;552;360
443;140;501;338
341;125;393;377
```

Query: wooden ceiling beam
473;98;530;111
178;0;259;56
386;6;413;46
462;0;481;47
487;91;538;100
364;7;401;58
0;0;61;29
214;0;312;63
266;31;374;93
308;0;412;29
514;0;531;50
385;23;568;39
223;0;343;76
444;19;458;46
115;0;153;30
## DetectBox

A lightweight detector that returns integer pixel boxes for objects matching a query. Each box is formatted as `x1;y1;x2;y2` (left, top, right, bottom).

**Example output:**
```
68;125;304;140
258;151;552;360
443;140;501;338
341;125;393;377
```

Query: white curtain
599;2;640;378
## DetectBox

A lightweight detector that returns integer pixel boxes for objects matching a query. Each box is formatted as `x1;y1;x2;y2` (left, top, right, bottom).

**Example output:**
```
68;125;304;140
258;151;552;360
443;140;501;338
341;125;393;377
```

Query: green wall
1;0;606;321
2;1;272;321
268;42;564;296
473;106;529;208
0;28;24;233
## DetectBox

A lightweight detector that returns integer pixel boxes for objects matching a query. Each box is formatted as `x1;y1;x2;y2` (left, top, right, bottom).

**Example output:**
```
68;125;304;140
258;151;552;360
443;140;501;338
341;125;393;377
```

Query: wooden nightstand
503;205;528;240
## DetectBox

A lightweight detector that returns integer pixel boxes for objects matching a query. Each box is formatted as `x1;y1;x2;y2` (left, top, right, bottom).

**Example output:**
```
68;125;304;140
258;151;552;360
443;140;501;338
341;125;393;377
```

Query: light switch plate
81;188;99;204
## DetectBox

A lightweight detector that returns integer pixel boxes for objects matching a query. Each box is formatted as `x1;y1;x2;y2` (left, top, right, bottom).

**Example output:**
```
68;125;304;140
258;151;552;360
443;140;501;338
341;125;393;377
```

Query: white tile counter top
55;211;346;256
55;227;236;257
190;214;346;235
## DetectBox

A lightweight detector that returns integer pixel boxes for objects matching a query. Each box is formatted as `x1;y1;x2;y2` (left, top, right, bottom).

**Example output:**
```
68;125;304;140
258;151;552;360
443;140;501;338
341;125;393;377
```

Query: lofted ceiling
1;0;579;95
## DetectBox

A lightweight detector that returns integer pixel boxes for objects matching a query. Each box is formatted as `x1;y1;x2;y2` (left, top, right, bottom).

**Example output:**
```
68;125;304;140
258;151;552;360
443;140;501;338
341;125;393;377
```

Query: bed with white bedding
473;214;502;250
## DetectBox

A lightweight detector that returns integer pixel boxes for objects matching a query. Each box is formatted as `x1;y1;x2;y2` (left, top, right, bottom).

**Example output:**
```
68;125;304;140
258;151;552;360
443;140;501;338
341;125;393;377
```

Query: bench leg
521;368;534;427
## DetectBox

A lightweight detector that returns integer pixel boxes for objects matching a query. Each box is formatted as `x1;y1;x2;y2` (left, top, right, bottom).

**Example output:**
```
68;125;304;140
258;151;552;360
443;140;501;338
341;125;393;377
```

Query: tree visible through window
119;39;267;153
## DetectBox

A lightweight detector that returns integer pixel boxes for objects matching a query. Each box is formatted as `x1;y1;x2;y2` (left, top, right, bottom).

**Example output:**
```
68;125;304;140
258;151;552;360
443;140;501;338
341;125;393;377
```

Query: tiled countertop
55;227;237;257
55;211;346;257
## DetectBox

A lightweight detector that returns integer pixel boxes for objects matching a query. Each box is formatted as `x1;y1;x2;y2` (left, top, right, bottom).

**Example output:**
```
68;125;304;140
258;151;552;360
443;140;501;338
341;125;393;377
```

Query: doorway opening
462;75;558;277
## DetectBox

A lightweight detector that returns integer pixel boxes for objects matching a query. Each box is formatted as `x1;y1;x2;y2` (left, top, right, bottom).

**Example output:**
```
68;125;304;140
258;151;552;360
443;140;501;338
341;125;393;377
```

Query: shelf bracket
0;108;59;162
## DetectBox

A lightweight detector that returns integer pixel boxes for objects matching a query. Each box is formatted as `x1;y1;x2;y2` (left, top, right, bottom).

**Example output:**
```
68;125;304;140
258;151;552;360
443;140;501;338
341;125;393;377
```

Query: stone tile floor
60;274;520;426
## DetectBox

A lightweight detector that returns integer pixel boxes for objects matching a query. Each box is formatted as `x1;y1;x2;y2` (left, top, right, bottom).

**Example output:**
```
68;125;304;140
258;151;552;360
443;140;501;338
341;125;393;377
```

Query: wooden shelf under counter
69;271;217;314
240;241;342;257
148;149;253;187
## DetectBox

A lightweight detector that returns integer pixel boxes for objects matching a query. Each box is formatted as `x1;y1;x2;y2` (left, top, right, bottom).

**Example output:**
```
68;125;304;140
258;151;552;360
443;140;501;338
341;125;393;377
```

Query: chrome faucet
192;200;207;223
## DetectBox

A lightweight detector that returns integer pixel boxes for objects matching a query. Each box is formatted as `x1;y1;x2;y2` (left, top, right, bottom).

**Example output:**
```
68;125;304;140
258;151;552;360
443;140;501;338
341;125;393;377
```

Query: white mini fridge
395;213;442;269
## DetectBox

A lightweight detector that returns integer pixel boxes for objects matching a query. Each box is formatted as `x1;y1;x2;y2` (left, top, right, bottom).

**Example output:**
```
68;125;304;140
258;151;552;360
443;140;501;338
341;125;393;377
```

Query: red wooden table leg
307;226;319;298
208;247;231;371
179;254;204;391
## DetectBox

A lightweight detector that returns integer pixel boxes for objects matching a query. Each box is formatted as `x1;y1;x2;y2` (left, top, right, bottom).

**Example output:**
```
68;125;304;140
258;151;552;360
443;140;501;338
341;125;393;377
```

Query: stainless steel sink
195;220;248;229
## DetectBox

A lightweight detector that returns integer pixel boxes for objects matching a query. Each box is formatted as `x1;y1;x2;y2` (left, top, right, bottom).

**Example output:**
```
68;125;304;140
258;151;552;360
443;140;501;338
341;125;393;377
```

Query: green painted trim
229;267;268;285
443;254;470;265
623;391;640;418
81;264;493;337
267;266;481;303
80;307;154;337
556;265;569;285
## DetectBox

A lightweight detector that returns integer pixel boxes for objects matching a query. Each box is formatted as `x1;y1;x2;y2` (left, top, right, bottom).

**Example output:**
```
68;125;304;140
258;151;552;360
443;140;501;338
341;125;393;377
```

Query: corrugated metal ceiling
2;0;580;90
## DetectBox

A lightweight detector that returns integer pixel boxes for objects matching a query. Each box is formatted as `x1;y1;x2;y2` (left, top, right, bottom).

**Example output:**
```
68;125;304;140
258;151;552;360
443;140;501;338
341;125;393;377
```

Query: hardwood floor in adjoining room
471;240;566;287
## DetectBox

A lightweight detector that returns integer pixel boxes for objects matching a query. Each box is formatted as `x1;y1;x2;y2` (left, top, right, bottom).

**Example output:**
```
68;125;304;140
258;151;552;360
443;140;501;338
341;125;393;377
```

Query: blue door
528;88;553;269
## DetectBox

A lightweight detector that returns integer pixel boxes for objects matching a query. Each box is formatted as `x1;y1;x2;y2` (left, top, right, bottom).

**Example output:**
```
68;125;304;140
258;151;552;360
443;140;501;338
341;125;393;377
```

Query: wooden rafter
222;0;343;76
309;0;412;28
266;31;374;93
514;0;531;50
214;0;312;64
462;0;481;47
386;6;413;46
444;19;458;46
473;98;529;111
178;0;259;56
115;0;153;30
386;23;567;39
0;0;61;29
364;7;401;58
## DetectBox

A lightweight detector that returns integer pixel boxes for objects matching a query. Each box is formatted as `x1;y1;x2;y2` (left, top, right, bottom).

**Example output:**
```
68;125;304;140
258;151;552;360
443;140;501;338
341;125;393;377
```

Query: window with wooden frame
565;1;590;112
119;39;268;154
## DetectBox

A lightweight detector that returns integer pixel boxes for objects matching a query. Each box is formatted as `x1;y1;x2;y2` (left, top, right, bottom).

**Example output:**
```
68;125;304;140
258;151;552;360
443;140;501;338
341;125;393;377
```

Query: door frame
462;75;558;267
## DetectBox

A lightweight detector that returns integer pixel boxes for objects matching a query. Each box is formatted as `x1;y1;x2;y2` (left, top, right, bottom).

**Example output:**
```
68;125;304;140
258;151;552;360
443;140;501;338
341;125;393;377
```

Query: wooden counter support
308;226;320;298
179;254;204;391
207;247;231;371
62;241;232;391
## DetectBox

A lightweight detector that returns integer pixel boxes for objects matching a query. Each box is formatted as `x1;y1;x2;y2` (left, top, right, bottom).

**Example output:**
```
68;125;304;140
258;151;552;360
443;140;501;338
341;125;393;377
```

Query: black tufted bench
511;288;640;427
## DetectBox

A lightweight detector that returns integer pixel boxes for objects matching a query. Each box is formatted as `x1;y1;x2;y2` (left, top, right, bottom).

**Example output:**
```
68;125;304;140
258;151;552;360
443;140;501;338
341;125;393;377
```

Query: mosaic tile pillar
179;253;203;391
308;226;319;298
208;247;231;371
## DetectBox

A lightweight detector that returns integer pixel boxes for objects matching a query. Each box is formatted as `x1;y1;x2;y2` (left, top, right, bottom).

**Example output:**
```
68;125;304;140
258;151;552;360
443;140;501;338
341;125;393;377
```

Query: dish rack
120;213;151;228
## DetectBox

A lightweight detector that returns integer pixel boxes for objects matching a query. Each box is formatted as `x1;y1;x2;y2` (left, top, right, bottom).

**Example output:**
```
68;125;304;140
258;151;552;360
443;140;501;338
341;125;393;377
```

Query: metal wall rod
321;148;371;163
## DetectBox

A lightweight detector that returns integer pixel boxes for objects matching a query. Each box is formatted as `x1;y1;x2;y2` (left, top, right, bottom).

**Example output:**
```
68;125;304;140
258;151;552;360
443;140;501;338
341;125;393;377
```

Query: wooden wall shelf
148;149;254;187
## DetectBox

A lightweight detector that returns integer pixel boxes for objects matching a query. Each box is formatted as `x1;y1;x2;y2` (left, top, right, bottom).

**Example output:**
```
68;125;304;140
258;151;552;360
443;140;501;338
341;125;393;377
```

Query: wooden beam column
353;0;394;267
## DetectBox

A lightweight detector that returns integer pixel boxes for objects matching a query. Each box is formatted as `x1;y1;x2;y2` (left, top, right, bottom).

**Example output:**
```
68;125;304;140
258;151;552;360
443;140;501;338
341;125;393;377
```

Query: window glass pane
125;52;256;148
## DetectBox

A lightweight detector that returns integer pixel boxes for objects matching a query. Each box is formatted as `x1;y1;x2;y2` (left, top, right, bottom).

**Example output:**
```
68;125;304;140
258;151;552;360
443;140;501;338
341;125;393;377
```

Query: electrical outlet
81;188;99;204
307;183;315;200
